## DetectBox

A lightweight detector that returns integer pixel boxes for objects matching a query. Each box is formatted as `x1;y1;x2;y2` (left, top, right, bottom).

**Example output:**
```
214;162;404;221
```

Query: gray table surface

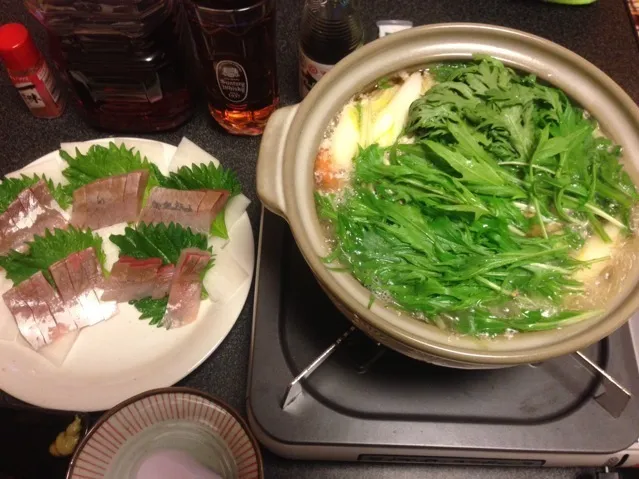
2;0;638;477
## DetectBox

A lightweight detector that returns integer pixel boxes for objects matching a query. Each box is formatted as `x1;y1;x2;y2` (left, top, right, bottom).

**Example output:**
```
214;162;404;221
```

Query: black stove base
248;209;639;466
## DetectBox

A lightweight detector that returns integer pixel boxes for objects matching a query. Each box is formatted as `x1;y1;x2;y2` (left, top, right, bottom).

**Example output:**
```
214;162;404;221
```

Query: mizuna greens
315;56;639;336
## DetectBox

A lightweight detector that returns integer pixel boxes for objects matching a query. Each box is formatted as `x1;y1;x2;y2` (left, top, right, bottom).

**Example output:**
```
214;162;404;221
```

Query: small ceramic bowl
66;387;263;479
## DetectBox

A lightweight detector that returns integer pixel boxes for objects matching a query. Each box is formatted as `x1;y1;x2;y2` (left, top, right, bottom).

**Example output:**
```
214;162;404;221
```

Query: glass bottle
299;0;363;99
24;0;194;133
185;0;279;136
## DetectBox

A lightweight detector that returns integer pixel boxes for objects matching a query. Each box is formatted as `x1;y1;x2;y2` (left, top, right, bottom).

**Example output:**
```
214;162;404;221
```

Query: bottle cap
0;23;41;71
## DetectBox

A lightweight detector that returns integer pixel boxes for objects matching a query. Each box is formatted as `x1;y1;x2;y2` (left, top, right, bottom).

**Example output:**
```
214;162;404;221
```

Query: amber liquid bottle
25;0;193;133
185;0;279;136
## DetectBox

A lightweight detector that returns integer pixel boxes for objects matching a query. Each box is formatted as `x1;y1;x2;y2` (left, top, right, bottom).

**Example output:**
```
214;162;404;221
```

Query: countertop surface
1;0;639;478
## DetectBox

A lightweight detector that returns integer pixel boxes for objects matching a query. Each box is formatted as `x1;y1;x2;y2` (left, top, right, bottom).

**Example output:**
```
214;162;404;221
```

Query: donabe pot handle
257;104;299;218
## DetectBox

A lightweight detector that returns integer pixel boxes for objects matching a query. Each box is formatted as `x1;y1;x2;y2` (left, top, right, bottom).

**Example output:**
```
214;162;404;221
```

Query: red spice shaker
0;23;64;119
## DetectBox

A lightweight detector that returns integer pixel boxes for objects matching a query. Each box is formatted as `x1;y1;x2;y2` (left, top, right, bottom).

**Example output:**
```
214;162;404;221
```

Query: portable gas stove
247;209;639;468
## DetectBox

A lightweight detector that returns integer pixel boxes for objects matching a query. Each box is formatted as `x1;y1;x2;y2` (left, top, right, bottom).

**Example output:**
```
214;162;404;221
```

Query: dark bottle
185;0;279;136
25;0;194;133
299;0;363;98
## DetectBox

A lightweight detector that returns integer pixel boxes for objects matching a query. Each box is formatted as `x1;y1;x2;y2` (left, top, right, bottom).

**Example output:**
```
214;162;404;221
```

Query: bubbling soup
313;56;639;337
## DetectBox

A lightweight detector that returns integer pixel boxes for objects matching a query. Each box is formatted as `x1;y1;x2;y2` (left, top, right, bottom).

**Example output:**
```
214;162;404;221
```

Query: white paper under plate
169;137;221;171
0;139;254;411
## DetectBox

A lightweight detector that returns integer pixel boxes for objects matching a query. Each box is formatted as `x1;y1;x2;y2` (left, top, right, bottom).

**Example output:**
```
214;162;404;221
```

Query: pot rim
279;23;639;365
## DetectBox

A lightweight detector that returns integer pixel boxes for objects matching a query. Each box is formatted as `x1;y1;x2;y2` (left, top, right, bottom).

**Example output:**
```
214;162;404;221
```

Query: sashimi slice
101;256;162;302
162;248;211;329
123;170;150;221
49;259;91;328
152;264;175;299
203;252;249;304
56;248;117;327
100;176;126;229
2;287;46;350
196;190;229;220
139;188;210;233
80;180;102;230
18;274;59;345
0;271;18;342
28;272;76;341
79;248;118;320
29;180;69;222
71;171;149;230
169;137;220;173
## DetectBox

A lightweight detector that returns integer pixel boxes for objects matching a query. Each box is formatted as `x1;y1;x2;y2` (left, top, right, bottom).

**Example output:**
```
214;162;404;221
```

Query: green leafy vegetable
109;222;213;324
0;226;105;286
158;162;242;239
59;142;163;200
129;297;169;327
316;56;638;336
109;222;211;265
0;174;70;211
159;162;241;197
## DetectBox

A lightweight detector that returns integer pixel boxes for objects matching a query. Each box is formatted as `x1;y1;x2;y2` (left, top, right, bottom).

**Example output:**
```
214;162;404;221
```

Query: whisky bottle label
216;60;249;103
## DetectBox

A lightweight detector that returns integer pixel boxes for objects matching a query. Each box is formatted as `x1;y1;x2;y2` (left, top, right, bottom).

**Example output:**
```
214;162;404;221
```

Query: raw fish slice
152;264;175;299
71;187;88;228
9;193;35;231
101;257;162;302
3;200;34;249
2;287;46;350
49;259;92;328
31;271;78;335
29;180;69;220
16;189;41;225
83;181;103;230
18;274;59;346
100;176;126;228
139;188;209;232
79;248;118;321
0;184;68;253
0;271;19;342
62;250;112;327
94;177;113;229
162;248;211;329
16;186;66;239
100;261;130;302
0;209;15;254
123;170;150;221
72;171;150;229
163;278;202;329
127;261;161;299
197;189;230;221
27;272;76;341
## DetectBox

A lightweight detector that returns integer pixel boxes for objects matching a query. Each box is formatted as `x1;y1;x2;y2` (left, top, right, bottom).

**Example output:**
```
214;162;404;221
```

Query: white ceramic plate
0;139;254;411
